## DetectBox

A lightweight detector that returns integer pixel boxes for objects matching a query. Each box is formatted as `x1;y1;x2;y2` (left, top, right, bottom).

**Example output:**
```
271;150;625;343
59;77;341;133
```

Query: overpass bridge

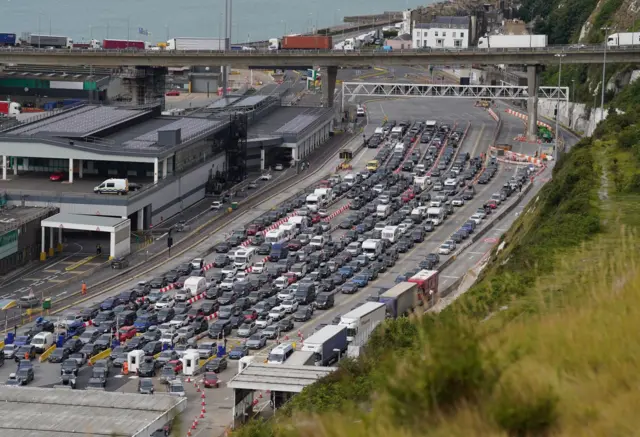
0;43;624;140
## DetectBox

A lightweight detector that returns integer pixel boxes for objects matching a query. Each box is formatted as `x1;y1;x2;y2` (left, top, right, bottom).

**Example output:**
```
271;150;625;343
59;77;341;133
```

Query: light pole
554;53;566;161
601;26;611;117
571;79;575;102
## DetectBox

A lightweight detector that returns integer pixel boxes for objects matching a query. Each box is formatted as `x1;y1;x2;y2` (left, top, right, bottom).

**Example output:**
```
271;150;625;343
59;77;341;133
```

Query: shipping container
477;34;547;49
27;35;72;48
102;39;147;50
166;37;226;51
282;35;332;50
0;33;17;46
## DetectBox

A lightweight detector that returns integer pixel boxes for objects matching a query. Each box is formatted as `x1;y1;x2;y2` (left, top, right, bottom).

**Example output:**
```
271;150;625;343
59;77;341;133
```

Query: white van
279;223;297;239
265;229;286;244
94;178;129;195
362;239;383;260
310;235;327;249
267;343;294;364
376;204;391;218
381;226;402;243
288;216;307;230
30;332;54;353
183;276;207;297
344;174;357;187
234;247;256;269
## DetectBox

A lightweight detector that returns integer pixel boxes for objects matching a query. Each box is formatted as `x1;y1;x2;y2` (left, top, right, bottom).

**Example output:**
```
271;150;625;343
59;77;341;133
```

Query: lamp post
554;53;566;161
601;26;611;118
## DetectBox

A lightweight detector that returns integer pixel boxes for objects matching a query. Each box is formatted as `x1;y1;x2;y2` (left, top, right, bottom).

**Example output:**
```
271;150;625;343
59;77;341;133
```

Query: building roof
227;362;336;393
41;212;128;231
231;95;272;109
122;117;227;151
249;107;331;143
207;97;242;109
392;34;413;41
416;15;470;30
0;206;57;233
0;386;186;437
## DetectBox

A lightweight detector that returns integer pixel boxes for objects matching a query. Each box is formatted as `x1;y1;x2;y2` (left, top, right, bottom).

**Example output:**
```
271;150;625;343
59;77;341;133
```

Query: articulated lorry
379;282;421;318
102;39;149;50
408;269;439;306
477;34;547;49
607;33;640;46
0;33;17;46
339;302;386;343
0;101;21;117
301;325;348;366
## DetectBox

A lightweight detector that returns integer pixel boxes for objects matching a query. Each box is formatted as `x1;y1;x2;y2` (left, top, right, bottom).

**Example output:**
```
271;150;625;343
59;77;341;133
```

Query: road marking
43;269;61;273
467;251;486;255
441;275;459;279
469;123;485;158
482;237;498;243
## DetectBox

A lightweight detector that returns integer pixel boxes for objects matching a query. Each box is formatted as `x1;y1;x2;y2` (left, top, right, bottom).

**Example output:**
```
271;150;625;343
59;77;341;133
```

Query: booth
181;350;201;376
127;350;145;374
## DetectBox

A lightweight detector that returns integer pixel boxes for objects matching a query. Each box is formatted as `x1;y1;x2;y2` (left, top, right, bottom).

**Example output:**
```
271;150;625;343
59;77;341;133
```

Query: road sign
483;237;498;243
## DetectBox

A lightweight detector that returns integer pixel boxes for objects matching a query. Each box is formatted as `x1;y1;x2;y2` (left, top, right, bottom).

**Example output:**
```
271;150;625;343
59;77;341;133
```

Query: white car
259;173;273;181
252;262;265;274
277;288;295;301
235;271;248;281
221;265;237;276
469;214;483;224
268;306;286;321
174;289;191;302
274;276;290;290
160;331;178;344
451;198;465;207
318;208;329;218
220;277;237;290
168;317;188;328
444;178;458;187
255;316;273;329
154;294;175;309
397;223;410;235
490;193;503;204
280;299;299;314
211;201;224;210
438;243;453;255
274;163;284;171
372;184;384;194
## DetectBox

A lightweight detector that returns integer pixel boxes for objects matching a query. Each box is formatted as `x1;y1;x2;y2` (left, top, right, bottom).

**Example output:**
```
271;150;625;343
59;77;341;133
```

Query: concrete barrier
88;348;112;366
39;344;57;362
0;341;4;349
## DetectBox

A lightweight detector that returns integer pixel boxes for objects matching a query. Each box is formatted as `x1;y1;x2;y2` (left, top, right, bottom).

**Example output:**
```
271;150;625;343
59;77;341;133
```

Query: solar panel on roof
123;117;225;150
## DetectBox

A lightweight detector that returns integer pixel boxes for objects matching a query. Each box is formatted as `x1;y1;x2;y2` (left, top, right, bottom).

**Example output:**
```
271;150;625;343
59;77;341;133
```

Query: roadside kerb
0;132;365;333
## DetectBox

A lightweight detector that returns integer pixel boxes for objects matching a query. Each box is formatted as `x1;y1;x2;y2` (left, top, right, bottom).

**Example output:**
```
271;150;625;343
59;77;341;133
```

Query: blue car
394;274;408;284
338;266;354;278
351;274;369;288
228;345;249;360
133;314;158;332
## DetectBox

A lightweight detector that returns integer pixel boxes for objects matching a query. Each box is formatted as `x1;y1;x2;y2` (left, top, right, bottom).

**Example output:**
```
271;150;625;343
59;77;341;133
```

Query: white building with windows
412;16;470;50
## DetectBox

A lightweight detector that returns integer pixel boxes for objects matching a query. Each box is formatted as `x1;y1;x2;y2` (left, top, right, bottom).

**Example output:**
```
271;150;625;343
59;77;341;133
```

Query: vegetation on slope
231;80;640;437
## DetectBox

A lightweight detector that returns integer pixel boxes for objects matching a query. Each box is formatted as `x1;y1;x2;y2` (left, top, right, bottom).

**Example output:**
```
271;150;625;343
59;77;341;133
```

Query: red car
485;200;498;209
246;224;263;236
310;214;321;224
243;309;258;321
118;326;137;342
167;359;183;373
283;272;297;285
203;372;220;388
165;90;180;96
49;171;65;181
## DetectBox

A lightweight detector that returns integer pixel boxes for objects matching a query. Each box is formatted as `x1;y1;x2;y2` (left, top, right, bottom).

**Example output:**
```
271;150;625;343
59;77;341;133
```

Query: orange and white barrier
504;108;553;131
490;146;544;167
322;203;350;222
487;108;499;122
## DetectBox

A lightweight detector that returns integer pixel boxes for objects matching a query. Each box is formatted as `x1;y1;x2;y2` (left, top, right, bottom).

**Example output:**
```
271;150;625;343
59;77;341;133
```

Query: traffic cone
196;386;201;393
201;392;206;399
187;430;192;436
186;376;191;383
258;392;263;399
200;411;205;419
201;406;206;414
194;417;199;427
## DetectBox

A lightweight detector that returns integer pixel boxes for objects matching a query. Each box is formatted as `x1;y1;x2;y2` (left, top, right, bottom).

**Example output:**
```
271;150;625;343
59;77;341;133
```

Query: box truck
0;33;17;46
301;325;348;366
477;34;547;49
339;302;386;343
166;37;226;51
282;35;332;50
379;282;421;318
607;32;640;46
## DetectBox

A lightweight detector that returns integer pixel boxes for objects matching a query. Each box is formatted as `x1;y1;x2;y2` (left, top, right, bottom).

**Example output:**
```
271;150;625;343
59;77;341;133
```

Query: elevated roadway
0;44;637;68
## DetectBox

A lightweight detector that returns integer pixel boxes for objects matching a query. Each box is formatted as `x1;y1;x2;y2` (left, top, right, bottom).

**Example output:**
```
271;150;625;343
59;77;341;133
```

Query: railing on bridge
341;81;569;111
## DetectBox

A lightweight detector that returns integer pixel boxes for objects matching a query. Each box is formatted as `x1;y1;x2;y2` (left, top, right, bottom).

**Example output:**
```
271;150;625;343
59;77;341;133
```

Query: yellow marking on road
65;255;98;271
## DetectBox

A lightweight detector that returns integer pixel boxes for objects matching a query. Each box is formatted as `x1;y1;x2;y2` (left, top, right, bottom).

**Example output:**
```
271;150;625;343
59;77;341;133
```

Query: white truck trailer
339;302;386;343
166;37;227;51
607;33;640;46
379;282;421;318
301;325;348;366
477;34;547;49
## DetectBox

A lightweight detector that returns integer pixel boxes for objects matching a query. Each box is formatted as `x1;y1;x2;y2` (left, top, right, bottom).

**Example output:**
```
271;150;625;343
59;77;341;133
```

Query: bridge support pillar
322;66;338;108
526;65;540;142
119;67;168;108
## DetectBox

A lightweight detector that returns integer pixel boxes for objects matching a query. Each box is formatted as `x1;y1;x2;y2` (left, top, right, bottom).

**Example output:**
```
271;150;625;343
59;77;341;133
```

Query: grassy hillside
230;78;640;437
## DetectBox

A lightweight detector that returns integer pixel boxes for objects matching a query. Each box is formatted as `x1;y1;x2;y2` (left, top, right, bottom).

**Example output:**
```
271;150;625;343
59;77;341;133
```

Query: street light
554;53;566;161
601;26;612;116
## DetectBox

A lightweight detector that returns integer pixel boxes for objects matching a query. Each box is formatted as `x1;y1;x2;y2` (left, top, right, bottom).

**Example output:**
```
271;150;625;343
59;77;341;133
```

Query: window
461;32;465;38
434;31;438;37
443;32;447;37
454;40;462;48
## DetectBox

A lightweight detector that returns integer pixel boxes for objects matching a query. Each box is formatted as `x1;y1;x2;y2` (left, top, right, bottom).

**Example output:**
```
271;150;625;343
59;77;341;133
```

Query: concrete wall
537;98;608;137
128;152;225;226
113;221;131;258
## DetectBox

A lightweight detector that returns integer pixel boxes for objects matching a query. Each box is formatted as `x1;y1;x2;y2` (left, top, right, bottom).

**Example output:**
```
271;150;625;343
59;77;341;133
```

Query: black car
341;282;359;294
79;343;101;358
48;347;70;363
63;338;83;354
208;320;232;339
124;336;147;352
293;306;313;322
138;357;159;377
213;255;230;267
205;356;228;373
61;358;80;376
143;341;163;357
215;242;231;253
94;334;113;351
277;318;294;332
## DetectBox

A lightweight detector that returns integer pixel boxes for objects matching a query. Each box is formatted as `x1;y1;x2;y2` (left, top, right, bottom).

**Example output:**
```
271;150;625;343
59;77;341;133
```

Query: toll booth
181;350;201;376
127;350;145;374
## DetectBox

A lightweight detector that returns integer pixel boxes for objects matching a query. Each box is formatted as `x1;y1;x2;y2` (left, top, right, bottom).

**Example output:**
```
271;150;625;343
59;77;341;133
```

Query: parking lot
0;99;536;435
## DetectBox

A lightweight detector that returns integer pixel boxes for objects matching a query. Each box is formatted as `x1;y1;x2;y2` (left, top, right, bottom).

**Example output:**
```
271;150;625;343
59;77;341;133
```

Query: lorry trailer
379;282;421;318
0;33;17;46
26;34;73;49
166;37;226;51
282;35;332;50
301;325;348;366
339;302;385;343
407;269;439;305
477;34;547;49
102;39;148;50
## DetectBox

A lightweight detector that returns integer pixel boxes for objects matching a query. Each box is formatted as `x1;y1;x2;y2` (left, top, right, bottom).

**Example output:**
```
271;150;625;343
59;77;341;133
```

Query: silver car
176;326;195;342
237;322;257;338
245;333;267;349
